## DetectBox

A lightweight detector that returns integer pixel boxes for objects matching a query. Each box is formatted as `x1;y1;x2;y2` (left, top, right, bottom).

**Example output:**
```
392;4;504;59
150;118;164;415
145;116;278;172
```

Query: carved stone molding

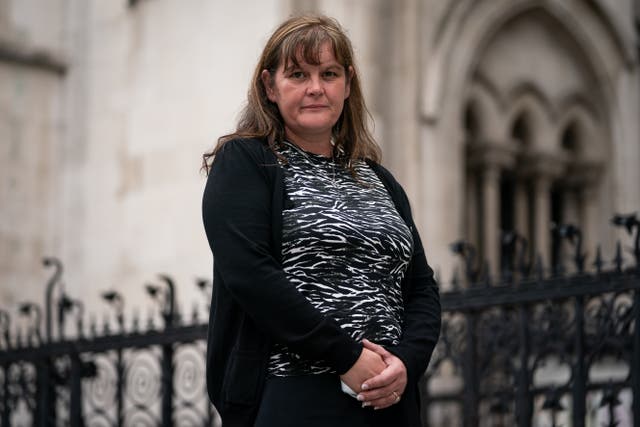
516;149;568;180
564;159;604;189
466;141;518;172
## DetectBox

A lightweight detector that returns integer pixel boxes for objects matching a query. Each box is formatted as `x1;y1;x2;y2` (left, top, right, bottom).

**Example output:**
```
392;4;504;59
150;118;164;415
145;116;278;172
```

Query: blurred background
1;0;639;425
1;0;639;319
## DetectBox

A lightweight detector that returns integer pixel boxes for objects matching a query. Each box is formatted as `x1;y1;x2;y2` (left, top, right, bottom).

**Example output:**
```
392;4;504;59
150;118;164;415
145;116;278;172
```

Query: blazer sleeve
381;171;442;385
202;139;362;374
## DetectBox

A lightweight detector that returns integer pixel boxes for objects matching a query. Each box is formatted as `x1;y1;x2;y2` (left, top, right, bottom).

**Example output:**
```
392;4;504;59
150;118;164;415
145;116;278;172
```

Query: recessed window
464;104;480;141
561;122;578;153
511;115;529;146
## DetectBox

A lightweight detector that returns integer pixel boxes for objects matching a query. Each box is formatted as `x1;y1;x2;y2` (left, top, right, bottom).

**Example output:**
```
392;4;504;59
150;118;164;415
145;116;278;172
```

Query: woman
202;14;440;427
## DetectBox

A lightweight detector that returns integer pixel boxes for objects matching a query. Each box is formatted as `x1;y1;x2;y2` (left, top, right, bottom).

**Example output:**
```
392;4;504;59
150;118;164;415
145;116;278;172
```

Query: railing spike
132;308;140;333
614;241;623;272
147;309;155;331
89;314;97;337
577;251;586;275
102;313;111;335
191;303;199;324
0;309;11;350
43;256;64;343
5;328;13;349
611;212;640;270
174;304;183;326
16;329;23;348
449;240;479;284
27;328;35;348
77;317;84;339
451;267;460;290
593;245;603;274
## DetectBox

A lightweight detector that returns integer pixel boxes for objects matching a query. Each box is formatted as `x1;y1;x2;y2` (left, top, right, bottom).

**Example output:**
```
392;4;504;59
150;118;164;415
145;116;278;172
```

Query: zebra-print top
267;141;414;377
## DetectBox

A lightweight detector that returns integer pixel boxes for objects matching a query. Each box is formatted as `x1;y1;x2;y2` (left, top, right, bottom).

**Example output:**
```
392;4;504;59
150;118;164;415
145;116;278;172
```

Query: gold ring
392;391;400;403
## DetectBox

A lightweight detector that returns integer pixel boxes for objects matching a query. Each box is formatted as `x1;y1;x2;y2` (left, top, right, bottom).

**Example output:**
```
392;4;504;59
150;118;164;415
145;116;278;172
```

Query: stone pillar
466;142;516;279
561;187;580;273
579;185;599;262
575;164;602;267
482;164;501;278
513;178;529;240
532;175;552;271
521;150;567;274
563;188;580;225
466;169;479;250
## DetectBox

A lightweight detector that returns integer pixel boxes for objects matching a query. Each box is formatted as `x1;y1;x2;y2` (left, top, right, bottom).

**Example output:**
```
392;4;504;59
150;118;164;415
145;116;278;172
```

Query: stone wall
0;0;638;315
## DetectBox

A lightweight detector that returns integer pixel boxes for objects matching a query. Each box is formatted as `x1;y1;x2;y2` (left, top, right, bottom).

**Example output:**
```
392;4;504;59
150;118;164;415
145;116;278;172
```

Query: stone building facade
1;0;639;319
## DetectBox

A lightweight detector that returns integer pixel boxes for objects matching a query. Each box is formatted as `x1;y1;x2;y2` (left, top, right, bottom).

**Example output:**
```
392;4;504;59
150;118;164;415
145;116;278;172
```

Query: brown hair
201;14;381;174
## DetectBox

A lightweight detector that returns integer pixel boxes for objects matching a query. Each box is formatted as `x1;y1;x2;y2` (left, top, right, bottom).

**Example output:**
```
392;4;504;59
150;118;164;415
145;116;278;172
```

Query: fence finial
449;240;480;284
552;223;586;274
43;256;63;343
611;213;640;270
18;302;41;345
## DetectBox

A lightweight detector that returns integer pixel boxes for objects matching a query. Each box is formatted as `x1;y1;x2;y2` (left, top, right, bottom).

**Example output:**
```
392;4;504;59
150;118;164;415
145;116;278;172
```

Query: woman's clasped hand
341;339;408;410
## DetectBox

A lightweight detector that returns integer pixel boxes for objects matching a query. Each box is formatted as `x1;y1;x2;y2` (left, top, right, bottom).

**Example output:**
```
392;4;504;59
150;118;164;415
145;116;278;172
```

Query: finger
362;396;392;409
362;339;391;357
363;392;399;410
358;378;401;402
362;365;399;391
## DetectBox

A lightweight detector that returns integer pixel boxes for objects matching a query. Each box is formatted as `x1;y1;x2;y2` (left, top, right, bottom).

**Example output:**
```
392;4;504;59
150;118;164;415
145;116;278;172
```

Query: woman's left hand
356;339;407;410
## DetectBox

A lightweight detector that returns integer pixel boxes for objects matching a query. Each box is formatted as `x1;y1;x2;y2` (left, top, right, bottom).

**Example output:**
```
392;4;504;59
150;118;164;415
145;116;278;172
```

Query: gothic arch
433;0;624;274
504;88;554;150
464;81;502;143
421;0;629;124
556;102;605;161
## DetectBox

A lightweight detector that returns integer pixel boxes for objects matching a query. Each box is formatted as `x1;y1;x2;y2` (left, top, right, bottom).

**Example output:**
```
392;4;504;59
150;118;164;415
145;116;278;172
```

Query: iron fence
0;213;638;426
422;213;640;427
0;266;216;427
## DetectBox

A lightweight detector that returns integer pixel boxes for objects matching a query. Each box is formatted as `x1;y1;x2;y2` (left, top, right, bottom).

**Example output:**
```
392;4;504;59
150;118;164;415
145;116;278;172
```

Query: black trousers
254;373;409;427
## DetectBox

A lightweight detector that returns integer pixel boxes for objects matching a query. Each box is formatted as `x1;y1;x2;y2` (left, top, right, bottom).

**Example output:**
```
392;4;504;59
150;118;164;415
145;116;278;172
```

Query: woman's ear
345;66;354;99
261;69;276;102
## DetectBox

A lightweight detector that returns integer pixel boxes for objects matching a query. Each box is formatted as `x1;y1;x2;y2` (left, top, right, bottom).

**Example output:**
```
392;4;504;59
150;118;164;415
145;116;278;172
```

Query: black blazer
202;138;441;426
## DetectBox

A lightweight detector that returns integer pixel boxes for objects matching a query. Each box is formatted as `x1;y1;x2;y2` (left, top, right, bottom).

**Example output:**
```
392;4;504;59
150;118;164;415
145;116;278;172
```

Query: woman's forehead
281;41;341;68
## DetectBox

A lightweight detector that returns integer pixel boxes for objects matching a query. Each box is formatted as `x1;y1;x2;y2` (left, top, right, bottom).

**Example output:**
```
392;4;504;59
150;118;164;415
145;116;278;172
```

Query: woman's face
262;42;351;151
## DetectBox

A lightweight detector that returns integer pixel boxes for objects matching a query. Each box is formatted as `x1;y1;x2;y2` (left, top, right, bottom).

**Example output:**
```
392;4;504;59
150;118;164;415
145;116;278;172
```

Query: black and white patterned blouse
267;141;414;377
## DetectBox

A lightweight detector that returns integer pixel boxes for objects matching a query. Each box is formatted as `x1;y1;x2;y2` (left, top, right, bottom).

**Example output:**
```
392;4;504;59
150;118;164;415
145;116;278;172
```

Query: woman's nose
306;75;323;95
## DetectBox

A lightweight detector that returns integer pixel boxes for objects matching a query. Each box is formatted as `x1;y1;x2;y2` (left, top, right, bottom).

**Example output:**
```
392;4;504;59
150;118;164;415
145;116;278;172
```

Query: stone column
575;164;603;268
561;187;580;273
522;150;567;274
467;142;516;279
532;174;552;271
513;178;529;240
482;164;501;278
563;188;580;225
466;169;479;250
579;185;599;262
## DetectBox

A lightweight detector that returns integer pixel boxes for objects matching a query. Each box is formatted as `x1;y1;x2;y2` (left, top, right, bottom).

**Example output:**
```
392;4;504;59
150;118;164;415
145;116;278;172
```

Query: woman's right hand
339;347;386;394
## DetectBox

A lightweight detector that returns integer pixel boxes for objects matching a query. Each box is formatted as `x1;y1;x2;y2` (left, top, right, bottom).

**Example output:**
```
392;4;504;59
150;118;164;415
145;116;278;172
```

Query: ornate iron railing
0;265;216;427
422;213;640;427
0;213;638;426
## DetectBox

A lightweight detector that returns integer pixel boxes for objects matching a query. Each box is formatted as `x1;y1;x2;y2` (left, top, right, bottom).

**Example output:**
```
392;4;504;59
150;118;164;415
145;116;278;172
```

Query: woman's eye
323;71;338;78
290;71;305;79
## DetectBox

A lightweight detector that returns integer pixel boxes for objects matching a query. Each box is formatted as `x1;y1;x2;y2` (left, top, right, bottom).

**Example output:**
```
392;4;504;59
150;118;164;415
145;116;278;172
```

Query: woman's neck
284;129;332;158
